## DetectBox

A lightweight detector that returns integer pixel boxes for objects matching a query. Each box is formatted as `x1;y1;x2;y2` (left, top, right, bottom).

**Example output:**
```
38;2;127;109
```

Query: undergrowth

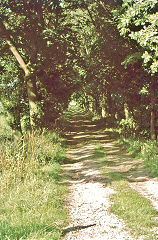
0;131;68;240
118;137;158;176
0;115;12;140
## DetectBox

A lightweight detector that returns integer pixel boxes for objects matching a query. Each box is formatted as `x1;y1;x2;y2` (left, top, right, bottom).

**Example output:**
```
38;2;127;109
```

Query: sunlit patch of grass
94;142;106;157
0;170;68;240
0;131;68;240
92;115;101;121
103;169;158;239
107;172;124;181
103;128;119;133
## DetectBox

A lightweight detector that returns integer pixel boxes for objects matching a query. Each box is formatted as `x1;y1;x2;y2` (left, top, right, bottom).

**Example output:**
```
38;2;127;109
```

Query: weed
92;115;101;121
118;137;142;157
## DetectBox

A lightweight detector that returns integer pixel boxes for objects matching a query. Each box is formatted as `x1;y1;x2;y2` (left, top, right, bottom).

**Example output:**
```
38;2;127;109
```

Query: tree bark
107;91;112;116
26;77;38;128
124;102;129;120
0;21;38;129
150;81;156;140
101;94;107;118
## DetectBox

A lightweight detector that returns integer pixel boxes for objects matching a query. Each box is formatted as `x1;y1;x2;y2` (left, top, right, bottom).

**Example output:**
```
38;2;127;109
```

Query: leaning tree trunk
0;21;38;129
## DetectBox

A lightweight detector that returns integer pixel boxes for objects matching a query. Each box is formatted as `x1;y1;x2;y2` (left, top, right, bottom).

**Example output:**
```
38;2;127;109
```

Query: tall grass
0;131;68;240
141;140;158;176
0;115;12;140
118;137;158;176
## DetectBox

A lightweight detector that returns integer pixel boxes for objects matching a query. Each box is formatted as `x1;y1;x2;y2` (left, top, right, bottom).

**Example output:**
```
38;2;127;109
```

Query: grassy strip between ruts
0;131;68;240
102;165;158;240
94;142;158;240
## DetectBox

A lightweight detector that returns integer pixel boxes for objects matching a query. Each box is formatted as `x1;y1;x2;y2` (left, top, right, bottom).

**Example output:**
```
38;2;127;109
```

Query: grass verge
118;137;158;176
0;131;68;240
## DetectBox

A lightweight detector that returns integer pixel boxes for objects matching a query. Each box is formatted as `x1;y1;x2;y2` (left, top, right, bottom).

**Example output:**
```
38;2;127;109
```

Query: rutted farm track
61;112;158;240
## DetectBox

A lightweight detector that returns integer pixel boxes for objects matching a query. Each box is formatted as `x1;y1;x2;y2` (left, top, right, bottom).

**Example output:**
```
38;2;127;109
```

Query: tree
113;0;158;139
0;0;85;130
0;21;38;129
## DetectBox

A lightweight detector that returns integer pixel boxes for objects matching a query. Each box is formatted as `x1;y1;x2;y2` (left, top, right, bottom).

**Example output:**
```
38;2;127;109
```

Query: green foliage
0;54;28;132
119;117;138;137
0;114;12;140
119;137;158;176
0;0;87;129
0;0;157;140
33;131;66;164
114;0;158;74
92;115;101;121
141;140;158;176
118;137;142;157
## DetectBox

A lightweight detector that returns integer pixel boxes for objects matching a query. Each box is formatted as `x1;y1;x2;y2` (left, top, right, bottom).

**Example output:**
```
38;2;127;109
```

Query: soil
61;112;158;240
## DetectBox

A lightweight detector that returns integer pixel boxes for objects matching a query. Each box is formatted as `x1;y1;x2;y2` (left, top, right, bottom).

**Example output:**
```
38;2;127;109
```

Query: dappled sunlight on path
61;111;158;239
62;112;135;240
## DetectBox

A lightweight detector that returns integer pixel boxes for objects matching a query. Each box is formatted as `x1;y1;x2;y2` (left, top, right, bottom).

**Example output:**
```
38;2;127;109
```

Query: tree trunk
124;102;129;120
107;91;112;116
1;21;38;129
101;94;106;118
26;77;38;128
150;81;156;140
95;97;101;116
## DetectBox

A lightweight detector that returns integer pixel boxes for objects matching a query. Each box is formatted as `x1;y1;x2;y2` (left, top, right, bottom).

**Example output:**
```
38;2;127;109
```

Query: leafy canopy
114;0;158;74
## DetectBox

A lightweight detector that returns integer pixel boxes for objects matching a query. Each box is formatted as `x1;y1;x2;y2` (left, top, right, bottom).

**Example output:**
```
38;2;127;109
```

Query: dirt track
62;112;158;240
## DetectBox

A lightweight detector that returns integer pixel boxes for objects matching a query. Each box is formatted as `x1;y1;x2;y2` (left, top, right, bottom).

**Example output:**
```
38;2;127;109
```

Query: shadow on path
61;111;158;239
62;111;152;186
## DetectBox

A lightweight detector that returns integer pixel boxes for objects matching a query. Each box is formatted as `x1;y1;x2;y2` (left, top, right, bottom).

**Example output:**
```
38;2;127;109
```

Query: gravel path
62;113;158;240
62;143;133;240
130;180;158;211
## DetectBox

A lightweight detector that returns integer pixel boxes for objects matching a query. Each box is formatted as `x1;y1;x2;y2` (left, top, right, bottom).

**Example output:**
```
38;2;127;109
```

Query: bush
118;137;142;157
119;117;138;137
119;137;158;176
141;140;158;176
